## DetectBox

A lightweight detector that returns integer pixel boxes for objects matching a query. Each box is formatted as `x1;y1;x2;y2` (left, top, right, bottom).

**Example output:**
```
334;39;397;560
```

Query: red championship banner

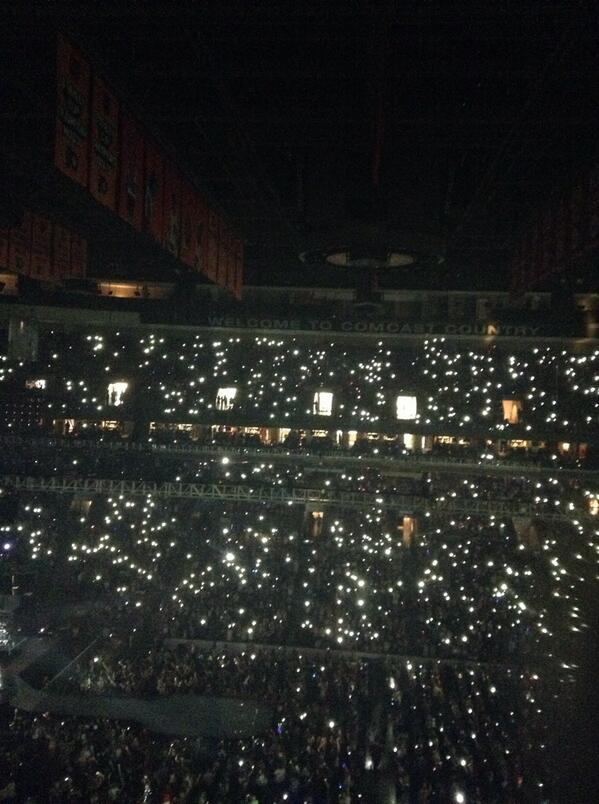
118;111;144;230
179;181;195;266
30;215;52;278
89;76;119;210
0;227;8;269
162;163;181;258
55;34;90;187
143;141;165;242
226;229;236;292
233;238;244;299
8;210;32;275
192;193;208;274
204;208;219;281
70;232;88;278
53;224;71;278
216;219;229;288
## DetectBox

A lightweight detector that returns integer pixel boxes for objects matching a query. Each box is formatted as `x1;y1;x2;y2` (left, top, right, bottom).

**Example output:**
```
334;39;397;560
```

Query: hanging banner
88;76;120;210
216;218;229;288
192;193;208;274
143;141;165;242
30;215;53;278
179;181;196;266
70;232;88;278
53;224;71;278
226;229;236;292
233;238;244;299
0;228;8;269
55;34;91;187
118;111;145;231
8;211;32;275
162;163;181;258
204;209;219;281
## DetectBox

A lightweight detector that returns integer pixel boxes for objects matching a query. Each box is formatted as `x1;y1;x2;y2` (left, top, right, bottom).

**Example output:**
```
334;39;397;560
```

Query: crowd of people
0;330;598;435
1;488;572;660
0;326;595;802
0;644;548;802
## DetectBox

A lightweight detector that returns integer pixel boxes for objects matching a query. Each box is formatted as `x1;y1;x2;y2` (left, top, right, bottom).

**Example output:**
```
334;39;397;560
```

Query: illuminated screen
396;395;417;420
25;378;46;390
107;381;128;406
502;399;522;424
216;387;238;411
313;391;333;416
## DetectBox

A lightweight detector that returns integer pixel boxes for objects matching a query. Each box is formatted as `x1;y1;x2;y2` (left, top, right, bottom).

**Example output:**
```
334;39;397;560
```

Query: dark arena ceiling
1;1;598;291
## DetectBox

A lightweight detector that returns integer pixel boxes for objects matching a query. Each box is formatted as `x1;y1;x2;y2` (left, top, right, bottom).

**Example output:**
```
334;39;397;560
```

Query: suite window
70;498;93;515
25;378;46;390
313;391;333;416
502;399;522;424
396;395;417;420
402;515;417;546
309;511;324;537
107;381;128;407
216;387;237;411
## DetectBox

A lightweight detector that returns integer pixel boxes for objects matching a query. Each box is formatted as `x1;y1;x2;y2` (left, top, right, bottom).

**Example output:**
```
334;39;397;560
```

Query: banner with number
53;34;243;291
233;238;244;299
0;228;8;269
180;185;207;272
216;218;229;288
193;193;208;274
226;229;236;292
53;224;71;277
118;111;145;231
179;181;195;266
162;162;181;258
204;209;219;281
30;215;53;278
143;141;165;242
89;76;119;210
511;162;599;291
8;211;32;274
55;34;91;187
70;232;88;278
